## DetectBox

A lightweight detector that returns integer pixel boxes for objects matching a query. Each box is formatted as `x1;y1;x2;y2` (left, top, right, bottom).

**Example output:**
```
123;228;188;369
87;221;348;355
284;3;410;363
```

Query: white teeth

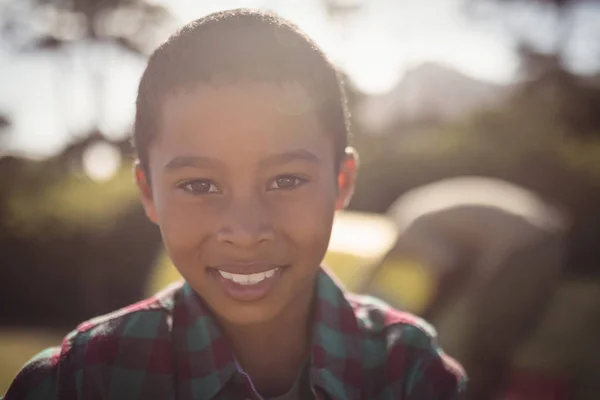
232;274;250;284
218;268;279;285
219;271;233;280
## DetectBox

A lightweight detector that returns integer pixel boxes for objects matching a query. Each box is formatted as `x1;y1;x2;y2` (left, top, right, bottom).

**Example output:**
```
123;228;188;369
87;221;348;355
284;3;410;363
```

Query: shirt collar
174;267;364;400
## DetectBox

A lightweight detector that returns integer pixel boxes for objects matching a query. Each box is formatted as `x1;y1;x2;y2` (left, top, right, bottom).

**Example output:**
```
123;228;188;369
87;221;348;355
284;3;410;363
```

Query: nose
216;196;274;248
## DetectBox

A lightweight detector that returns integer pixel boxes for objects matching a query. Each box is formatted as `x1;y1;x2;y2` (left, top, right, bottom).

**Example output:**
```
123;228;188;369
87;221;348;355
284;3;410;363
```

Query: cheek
272;185;337;256
153;189;214;253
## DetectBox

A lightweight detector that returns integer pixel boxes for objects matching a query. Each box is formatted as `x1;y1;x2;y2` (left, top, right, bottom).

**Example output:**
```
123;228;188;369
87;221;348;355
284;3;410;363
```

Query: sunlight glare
82;142;122;182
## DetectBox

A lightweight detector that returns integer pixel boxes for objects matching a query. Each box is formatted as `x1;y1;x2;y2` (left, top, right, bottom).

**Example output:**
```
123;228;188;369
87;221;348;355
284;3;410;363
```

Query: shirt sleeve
394;323;468;400
405;345;467;399
3;329;77;400
3;347;61;400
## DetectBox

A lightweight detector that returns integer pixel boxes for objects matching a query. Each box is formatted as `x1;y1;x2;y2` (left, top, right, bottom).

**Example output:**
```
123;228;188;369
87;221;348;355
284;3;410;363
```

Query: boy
4;9;465;400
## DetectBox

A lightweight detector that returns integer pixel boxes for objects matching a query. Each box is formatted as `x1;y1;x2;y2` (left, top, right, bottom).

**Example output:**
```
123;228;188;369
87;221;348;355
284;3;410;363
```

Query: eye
178;179;221;195
268;175;306;191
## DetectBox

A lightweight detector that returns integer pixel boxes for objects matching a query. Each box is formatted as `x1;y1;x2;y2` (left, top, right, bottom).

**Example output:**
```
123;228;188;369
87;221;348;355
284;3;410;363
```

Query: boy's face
137;81;356;326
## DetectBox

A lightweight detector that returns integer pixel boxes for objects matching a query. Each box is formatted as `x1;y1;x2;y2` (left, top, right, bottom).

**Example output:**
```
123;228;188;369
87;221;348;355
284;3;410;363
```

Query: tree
464;0;600;138
0;0;173;144
0;0;172;55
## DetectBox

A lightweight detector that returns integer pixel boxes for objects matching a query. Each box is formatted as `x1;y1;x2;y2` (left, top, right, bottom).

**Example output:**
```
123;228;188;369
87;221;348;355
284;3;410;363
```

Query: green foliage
556;139;600;178
4;167;138;237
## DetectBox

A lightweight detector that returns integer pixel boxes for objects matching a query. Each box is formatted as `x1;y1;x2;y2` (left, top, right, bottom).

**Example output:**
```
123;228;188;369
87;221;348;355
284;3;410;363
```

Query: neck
219;288;315;397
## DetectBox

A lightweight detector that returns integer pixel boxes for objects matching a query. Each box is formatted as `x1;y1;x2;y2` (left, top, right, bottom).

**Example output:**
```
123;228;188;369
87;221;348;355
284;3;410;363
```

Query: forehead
152;81;331;165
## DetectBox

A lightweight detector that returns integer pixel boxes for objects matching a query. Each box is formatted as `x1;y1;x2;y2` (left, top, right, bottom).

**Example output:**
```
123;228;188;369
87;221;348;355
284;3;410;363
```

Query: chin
216;301;285;326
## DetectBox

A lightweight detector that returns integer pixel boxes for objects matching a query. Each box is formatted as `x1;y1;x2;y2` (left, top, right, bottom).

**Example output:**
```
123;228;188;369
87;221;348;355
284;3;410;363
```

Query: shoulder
3;345;65;399
3;282;182;399
66;282;180;365
348;293;467;398
73;281;179;341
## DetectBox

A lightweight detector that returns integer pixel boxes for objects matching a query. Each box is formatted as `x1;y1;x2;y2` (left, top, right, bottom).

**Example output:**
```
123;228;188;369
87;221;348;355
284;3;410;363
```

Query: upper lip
209;262;285;274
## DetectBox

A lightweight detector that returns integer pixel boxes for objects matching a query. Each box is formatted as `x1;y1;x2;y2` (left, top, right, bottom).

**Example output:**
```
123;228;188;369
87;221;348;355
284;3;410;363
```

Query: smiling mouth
216;267;280;285
208;262;288;286
208;264;287;302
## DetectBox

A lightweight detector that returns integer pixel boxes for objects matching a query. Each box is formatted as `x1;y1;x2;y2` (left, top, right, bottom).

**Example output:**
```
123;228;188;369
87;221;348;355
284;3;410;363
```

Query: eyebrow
163;155;224;171
259;149;321;168
163;149;321;171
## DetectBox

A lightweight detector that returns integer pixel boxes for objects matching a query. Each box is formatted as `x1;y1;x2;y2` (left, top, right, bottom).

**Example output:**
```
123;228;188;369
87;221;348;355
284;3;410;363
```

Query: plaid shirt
4;268;466;400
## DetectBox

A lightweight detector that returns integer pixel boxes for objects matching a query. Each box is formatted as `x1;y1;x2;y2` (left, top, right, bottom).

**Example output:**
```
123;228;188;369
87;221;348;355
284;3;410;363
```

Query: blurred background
1;0;599;397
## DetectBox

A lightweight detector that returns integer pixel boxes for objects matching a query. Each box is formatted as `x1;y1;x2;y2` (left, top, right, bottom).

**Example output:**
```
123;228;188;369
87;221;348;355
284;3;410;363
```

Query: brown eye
179;179;220;194
268;175;306;190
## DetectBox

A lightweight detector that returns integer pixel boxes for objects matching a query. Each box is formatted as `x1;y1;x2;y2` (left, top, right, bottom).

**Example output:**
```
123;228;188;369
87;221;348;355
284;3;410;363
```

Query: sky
164;0;520;91
0;0;599;158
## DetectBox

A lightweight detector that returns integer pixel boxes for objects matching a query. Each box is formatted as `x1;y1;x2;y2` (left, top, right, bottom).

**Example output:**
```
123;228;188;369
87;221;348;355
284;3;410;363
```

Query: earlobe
134;161;158;224
337;173;347;191
335;147;358;210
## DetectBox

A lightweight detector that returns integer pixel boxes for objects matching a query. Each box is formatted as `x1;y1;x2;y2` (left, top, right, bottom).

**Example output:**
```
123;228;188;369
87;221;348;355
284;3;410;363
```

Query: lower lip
210;268;285;302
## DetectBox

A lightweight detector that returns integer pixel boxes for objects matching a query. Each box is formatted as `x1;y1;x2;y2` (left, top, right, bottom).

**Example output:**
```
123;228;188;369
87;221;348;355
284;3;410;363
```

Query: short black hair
134;8;350;174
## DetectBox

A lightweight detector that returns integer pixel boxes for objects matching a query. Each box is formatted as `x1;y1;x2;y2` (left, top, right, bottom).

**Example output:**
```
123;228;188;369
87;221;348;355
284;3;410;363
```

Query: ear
134;161;158;224
335;147;359;210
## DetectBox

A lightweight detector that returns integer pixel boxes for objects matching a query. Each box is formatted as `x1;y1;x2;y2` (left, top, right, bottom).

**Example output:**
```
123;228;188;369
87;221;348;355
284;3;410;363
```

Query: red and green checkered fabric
4;268;466;399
